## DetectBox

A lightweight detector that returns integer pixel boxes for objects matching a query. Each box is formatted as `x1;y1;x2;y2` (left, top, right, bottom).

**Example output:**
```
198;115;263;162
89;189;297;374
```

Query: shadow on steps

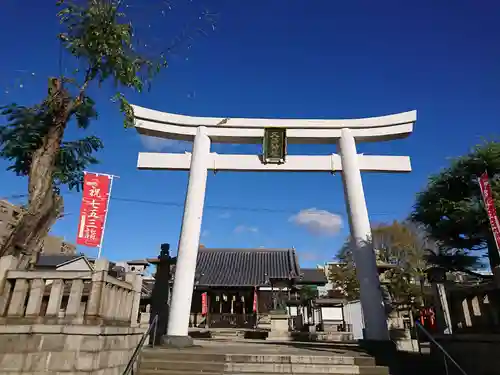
281;341;445;375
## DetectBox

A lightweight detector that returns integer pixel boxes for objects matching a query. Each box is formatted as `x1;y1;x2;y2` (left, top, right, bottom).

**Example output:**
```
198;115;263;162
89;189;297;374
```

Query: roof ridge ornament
216;118;229;126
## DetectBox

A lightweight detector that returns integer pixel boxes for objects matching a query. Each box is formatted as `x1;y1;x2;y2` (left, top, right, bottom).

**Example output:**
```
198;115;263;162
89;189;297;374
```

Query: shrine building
146;247;327;330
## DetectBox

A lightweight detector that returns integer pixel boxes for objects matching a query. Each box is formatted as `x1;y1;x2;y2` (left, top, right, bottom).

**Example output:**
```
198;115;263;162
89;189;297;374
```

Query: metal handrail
122;314;159;375
415;322;468;375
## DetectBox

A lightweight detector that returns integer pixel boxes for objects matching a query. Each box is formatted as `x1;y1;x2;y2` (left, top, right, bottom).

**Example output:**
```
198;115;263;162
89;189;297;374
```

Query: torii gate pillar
339;128;389;340
164;127;210;346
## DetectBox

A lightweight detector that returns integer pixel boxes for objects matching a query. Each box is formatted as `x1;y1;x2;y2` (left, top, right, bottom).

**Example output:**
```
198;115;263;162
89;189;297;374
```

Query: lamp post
149;243;176;346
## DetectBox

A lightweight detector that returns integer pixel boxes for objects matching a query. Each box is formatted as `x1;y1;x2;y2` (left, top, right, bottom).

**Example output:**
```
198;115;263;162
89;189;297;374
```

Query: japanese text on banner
479;172;500;252
76;173;111;248
201;292;208;316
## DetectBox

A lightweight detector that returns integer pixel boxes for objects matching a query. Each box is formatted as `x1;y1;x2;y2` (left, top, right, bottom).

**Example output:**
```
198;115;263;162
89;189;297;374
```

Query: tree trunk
21;195;64;269
419;276;425;307
0;78;69;269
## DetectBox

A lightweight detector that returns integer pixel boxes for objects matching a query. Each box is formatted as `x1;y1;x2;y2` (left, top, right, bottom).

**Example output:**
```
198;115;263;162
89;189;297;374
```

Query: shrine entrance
133;104;416;342
208;289;255;329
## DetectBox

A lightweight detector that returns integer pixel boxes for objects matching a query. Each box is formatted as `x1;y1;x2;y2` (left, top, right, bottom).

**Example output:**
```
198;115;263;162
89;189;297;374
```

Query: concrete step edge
139;374;379;375
139;361;388;372
138;372;387;374
138;371;387;375
140;360;387;367
140;356;374;365
141;351;372;359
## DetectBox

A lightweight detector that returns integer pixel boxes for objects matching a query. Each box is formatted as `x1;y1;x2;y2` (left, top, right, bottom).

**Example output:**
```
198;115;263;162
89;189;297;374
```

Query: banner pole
96;174;118;259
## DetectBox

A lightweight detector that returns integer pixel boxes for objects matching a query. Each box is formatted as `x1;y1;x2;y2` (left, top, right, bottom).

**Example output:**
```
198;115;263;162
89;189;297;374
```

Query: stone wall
433;334;500;375
0;324;144;375
0;255;145;375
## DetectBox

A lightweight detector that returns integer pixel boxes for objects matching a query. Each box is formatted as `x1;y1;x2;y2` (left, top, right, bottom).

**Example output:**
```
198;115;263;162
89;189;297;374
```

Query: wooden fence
0;255;142;325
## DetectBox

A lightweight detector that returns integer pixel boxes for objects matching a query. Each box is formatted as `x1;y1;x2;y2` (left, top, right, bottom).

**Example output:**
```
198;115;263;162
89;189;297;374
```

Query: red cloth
252;287;257;313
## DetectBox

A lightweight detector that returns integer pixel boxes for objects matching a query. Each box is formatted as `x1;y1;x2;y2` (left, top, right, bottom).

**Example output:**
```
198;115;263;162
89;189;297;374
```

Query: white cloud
299;251;320;261
139;135;192;152
233;225;259;234
201;230;210;238
289;208;342;236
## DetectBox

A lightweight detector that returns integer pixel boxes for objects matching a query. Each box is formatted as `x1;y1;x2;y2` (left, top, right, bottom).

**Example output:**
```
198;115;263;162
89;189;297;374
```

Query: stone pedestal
267;313;291;341
139;307;151;329
161;335;194;348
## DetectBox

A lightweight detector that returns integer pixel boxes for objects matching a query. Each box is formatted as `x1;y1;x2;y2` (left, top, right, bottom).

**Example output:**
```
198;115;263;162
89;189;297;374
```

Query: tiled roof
194;248;300;287
36;254;80;267
126;259;150;265
298;268;328;285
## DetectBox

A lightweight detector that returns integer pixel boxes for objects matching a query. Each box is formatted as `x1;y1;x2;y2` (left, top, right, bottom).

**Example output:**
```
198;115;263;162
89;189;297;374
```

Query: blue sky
1;0;499;267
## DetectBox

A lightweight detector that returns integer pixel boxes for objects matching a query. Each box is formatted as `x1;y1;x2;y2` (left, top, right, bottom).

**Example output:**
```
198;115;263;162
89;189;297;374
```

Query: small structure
315;296;347;332
35;254;93;271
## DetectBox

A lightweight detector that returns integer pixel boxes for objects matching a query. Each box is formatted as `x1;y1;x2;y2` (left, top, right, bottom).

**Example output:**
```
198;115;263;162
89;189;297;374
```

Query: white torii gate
133;104;416;343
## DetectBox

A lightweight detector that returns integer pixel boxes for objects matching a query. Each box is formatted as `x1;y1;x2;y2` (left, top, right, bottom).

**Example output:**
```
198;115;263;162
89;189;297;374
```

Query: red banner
76;173;111;247
252;287;258;313
479;172;500;252
201;292;208;316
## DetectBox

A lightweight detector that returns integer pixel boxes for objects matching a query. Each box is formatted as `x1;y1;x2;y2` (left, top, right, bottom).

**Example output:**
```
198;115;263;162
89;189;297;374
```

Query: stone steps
138;348;389;375
139;360;388;373
140;351;376;366
211;330;243;341
140;372;387;375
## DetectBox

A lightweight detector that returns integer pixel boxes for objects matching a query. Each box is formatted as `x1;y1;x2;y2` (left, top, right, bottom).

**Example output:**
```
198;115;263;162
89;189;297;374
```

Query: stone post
140;305;151;328
87;258;109;321
126;272;143;326
0;255;19;315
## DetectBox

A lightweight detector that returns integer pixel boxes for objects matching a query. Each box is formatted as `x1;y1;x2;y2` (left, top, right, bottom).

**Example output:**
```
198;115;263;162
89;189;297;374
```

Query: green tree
328;221;433;307
374;221;436;305
327;244;360;301
0;1;214;268
411;141;500;271
298;285;318;303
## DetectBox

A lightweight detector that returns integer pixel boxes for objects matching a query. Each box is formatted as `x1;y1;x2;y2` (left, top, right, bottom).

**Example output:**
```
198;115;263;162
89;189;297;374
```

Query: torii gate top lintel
132;104;416;144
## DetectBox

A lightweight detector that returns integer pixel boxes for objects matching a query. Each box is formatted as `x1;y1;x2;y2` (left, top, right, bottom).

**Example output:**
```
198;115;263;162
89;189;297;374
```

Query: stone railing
0;255;144;375
444;281;500;334
429;281;500;375
0;255;142;325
